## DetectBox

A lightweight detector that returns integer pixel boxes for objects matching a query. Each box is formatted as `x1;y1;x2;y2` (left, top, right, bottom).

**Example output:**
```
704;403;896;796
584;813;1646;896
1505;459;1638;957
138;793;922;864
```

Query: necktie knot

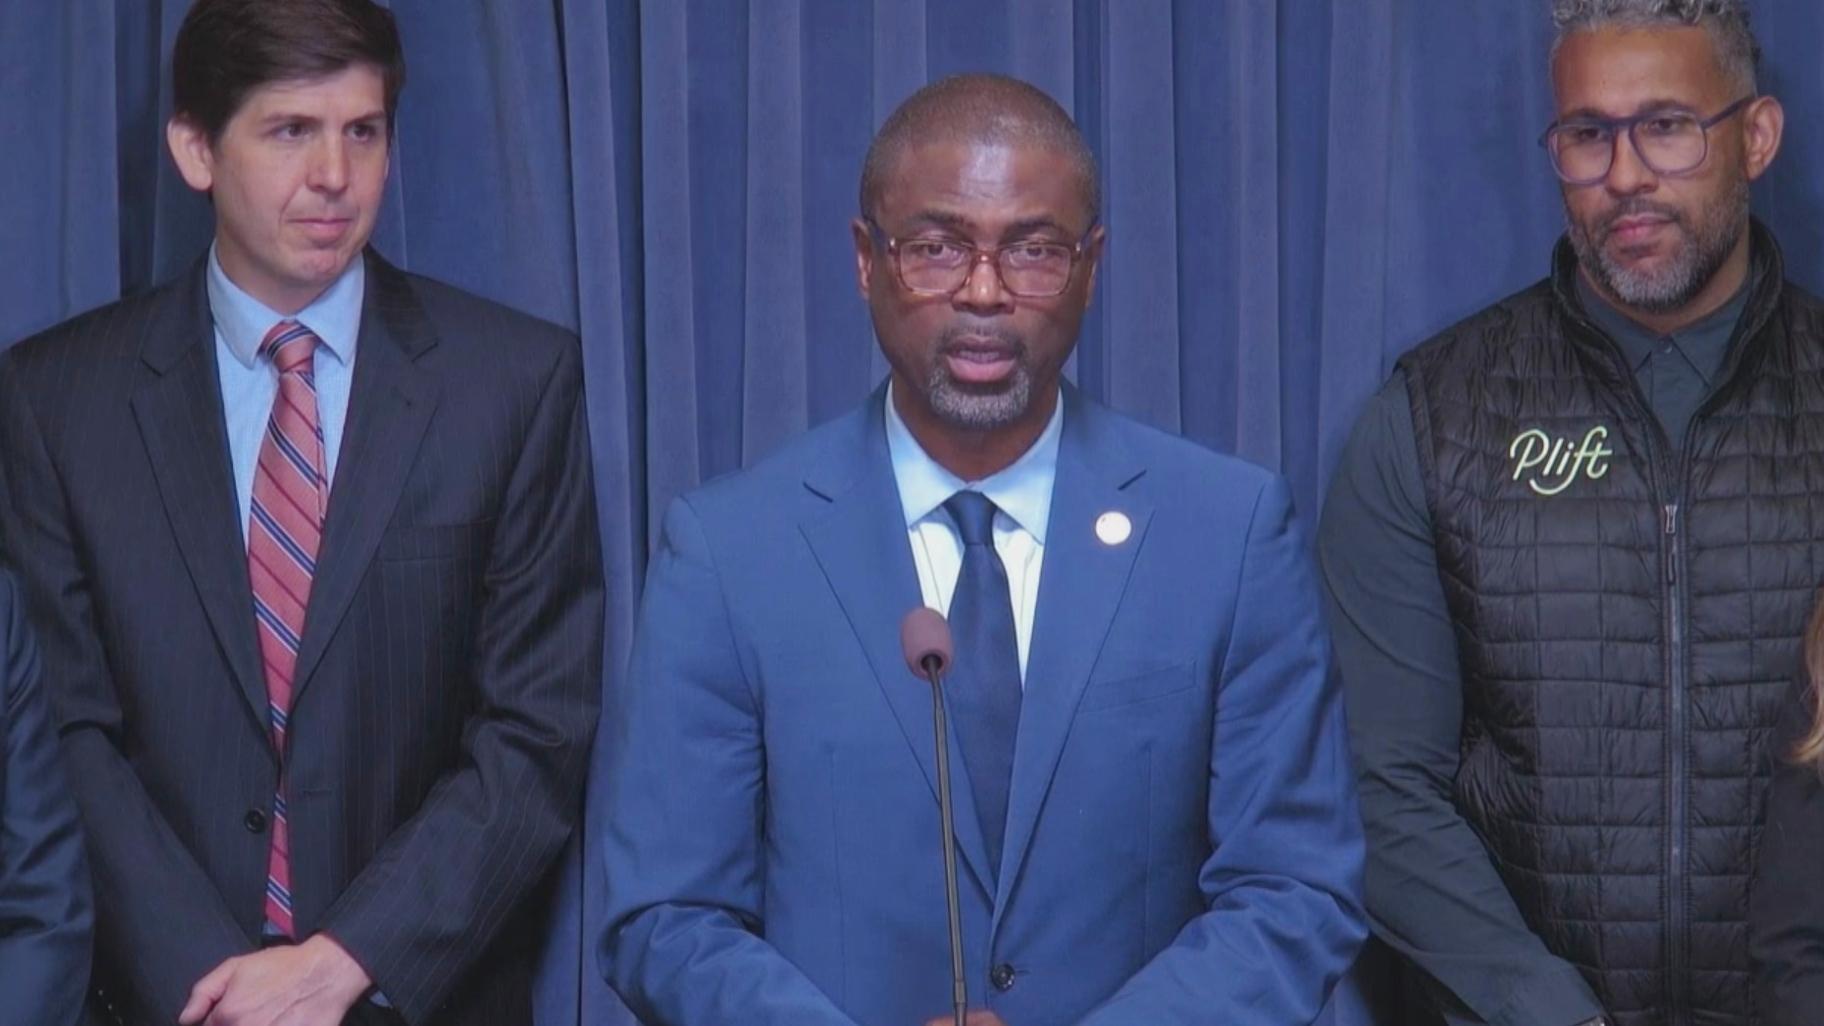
261;321;319;375
944;490;999;547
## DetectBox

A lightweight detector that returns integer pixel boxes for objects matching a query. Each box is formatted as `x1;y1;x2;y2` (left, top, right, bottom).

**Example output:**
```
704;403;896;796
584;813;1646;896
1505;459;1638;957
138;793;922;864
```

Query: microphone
900;607;968;1026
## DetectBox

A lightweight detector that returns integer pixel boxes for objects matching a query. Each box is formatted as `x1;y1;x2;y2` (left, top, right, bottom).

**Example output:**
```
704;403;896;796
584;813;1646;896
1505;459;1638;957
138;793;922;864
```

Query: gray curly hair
1551;0;1760;92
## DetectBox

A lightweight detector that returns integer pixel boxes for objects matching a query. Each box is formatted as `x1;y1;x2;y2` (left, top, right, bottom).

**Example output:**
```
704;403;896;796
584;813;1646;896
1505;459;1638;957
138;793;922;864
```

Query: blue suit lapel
798;390;997;896
994;389;1152;913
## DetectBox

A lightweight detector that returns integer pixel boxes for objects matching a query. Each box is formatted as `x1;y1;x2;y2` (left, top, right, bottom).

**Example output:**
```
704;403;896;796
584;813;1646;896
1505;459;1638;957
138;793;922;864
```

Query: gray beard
1567;178;1749;315
926;363;1034;430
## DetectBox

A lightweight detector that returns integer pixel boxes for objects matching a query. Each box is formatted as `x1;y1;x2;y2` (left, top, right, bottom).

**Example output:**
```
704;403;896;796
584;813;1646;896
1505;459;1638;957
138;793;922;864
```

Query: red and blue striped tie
247;320;326;938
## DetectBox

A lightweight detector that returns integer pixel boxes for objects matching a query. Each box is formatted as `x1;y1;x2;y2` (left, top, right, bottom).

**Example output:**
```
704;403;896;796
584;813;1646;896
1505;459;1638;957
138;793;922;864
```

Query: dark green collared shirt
1575;271;1750;453
1318;261;1755;1026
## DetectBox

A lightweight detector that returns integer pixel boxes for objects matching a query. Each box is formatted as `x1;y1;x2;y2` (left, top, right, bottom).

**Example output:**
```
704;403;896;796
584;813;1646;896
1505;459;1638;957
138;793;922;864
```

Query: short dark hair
171;0;406;141
860;73;1100;225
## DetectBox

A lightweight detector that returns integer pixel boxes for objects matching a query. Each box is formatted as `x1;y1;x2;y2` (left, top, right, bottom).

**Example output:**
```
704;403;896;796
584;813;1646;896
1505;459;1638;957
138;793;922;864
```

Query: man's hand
922;1013;1007;1026
177;934;372;1026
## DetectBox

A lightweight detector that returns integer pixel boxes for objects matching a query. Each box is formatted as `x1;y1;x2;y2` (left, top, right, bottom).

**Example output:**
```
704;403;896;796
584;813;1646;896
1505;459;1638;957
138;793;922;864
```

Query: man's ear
167;115;217;193
1742;95;1785;182
1079;223;1107;296
852;217;878;299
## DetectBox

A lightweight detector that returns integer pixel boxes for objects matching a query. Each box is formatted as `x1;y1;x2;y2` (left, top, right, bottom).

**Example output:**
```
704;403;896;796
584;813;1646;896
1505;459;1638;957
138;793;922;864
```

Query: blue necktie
942;491;1023;880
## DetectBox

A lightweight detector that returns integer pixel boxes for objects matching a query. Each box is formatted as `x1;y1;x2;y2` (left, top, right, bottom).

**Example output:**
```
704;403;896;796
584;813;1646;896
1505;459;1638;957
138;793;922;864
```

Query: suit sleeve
0;573;92;1026
316;339;604;1024
1319;375;1605;1026
595;496;861;1026
1749;671;1824;1026
1078;474;1368;1025
0;355;254;1023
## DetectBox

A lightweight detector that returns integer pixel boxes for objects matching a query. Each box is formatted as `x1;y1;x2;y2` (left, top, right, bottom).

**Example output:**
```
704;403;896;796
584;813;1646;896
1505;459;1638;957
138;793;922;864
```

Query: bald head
859;73;1100;224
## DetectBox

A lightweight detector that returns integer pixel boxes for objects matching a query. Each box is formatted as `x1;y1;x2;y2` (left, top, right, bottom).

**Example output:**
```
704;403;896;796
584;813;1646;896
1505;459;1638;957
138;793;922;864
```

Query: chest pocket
1076;662;1197;713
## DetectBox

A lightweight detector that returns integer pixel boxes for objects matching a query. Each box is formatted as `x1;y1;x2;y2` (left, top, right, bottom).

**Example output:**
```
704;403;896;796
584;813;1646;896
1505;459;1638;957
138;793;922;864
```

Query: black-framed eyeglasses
863;216;1097;298
1540;95;1755;186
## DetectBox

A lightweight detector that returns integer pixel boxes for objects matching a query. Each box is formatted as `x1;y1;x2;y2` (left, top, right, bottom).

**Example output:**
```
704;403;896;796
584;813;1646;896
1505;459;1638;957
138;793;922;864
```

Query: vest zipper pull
1664;503;1680;584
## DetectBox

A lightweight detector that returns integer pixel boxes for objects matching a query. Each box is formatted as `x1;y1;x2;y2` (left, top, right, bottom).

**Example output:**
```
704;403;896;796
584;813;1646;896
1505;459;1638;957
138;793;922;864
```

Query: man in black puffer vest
1320;3;1815;1026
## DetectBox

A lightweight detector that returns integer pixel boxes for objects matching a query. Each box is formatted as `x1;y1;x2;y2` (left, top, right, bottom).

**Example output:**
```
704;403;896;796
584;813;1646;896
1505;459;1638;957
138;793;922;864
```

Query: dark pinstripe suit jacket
0;252;603;1026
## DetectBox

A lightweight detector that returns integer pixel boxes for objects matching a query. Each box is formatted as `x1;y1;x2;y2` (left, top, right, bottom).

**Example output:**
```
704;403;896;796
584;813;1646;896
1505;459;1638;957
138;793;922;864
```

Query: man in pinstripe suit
0;2;602;1024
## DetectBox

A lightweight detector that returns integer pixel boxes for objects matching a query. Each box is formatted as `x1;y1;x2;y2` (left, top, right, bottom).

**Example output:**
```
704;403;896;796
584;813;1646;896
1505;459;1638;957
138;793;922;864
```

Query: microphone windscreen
899;606;953;678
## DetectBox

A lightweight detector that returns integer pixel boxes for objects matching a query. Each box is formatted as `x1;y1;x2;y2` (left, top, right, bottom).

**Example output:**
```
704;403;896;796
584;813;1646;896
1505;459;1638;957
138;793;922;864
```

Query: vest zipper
1663;500;1689;1026
1565;290;1748;1025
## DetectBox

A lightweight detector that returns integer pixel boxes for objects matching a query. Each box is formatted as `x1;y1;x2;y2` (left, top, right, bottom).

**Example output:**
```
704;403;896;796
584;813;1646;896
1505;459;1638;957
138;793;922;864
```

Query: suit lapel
290;253;439;700
994;391;1151;911
799;392;996;895
132;264;271;731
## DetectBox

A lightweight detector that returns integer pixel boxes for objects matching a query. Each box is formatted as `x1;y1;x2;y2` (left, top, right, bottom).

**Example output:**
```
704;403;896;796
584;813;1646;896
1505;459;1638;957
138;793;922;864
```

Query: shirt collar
206;243;365;370
1574;265;1751;385
883;382;1063;545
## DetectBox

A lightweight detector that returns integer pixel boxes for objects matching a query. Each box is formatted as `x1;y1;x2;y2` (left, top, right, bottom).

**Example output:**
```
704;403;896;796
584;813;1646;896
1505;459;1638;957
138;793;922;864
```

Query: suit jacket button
244;809;268;833
990;963;1016;991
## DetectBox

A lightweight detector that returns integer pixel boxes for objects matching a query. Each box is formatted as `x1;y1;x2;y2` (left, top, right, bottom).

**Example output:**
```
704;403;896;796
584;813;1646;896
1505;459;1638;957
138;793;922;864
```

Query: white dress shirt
883;384;1063;681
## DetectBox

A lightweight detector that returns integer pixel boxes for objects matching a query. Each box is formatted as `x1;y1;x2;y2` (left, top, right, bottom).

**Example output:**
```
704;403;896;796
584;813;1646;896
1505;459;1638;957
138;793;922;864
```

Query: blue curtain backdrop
9;1;1824;1024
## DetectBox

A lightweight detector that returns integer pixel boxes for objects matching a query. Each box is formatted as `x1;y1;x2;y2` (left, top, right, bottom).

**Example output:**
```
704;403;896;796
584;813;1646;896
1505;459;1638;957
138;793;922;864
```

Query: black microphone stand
920;652;969;1026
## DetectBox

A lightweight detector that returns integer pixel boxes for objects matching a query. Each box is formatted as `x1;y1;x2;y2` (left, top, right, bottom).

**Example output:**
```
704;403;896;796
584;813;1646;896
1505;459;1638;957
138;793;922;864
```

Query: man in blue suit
599;73;1365;1026
0;567;91;1026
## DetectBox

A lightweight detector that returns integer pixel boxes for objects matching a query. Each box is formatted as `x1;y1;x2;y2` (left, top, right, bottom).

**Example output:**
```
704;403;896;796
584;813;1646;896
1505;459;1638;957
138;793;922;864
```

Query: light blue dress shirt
884;383;1063;680
207;245;363;540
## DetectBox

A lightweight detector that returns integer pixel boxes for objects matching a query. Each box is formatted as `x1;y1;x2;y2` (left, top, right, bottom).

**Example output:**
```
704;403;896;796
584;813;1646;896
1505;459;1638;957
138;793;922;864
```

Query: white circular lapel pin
1095;511;1132;546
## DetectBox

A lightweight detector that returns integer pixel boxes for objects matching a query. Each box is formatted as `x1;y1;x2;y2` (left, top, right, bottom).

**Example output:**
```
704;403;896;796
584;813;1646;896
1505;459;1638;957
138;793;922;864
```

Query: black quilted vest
1397;223;1824;1026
